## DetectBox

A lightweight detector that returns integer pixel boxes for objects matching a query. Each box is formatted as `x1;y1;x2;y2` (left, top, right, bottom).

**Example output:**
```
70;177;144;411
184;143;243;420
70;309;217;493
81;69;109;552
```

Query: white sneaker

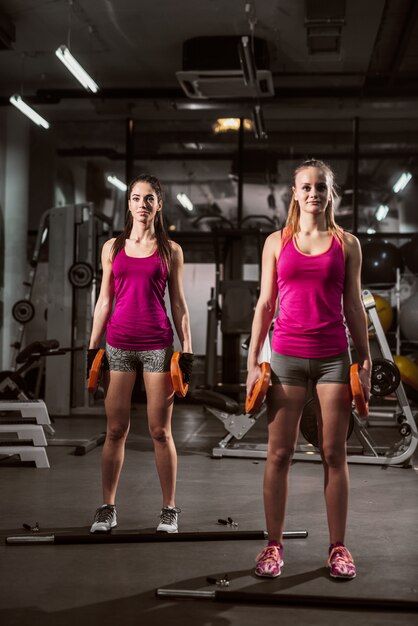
90;505;117;533
157;506;181;533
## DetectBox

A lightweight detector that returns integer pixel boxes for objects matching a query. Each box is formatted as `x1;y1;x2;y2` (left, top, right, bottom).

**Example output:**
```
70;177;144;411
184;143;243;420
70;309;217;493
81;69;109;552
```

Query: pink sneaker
255;544;284;578
327;545;356;579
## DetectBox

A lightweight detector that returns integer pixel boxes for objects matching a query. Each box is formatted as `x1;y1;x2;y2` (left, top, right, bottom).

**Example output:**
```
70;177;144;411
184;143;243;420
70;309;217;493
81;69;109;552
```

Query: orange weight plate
350;362;369;417
87;349;105;394
246;362;271;414
171;351;188;398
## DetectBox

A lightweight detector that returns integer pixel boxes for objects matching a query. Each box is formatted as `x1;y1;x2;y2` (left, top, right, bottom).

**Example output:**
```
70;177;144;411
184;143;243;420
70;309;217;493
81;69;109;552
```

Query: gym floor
0;402;417;626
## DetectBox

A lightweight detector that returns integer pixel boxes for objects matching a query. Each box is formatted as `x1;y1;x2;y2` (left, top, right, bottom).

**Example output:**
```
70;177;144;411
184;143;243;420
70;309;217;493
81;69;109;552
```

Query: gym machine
203;227;263;397
208;290;417;466
191;225;278;454
1;203;112;463
8;202;112;415
0;340;105;458
45;202;112;415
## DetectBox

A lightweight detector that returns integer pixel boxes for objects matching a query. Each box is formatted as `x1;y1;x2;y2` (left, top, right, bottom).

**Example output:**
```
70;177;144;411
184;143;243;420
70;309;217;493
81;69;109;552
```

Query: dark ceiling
1;0;418;231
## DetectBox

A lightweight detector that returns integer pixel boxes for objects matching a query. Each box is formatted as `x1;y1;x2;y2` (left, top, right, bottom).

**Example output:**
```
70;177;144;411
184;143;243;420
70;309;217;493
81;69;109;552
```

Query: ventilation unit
176;36;274;99
304;0;346;55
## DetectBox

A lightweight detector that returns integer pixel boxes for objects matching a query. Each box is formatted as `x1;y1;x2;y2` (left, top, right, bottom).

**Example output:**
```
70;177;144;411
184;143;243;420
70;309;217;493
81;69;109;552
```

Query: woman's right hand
86;348;100;379
246;364;261;399
179;352;194;383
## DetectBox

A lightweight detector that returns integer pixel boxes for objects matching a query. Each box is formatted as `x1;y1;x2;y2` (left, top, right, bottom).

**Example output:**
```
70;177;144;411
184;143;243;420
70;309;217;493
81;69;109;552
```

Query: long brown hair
282;158;343;246
111;174;173;271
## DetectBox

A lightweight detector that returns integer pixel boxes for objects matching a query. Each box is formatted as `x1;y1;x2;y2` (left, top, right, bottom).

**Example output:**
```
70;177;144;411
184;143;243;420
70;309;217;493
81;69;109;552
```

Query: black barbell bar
5;529;307;545
156;588;418;612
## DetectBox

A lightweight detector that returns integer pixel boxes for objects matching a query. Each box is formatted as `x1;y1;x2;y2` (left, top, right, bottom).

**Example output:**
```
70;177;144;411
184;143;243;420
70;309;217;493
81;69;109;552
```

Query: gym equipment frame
5;529;307;545
210;290;418;466
0;341;105;457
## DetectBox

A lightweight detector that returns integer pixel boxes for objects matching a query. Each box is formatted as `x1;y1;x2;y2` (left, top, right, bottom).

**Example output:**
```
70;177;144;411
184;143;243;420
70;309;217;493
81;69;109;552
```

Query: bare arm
88;239;115;349
246;231;281;395
168;242;192;353
343;233;372;399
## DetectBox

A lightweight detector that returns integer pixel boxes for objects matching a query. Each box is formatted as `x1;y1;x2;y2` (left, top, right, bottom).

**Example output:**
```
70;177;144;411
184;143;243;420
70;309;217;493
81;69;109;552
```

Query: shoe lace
160;506;180;525
330;546;353;565
96;506;114;524
256;545;281;565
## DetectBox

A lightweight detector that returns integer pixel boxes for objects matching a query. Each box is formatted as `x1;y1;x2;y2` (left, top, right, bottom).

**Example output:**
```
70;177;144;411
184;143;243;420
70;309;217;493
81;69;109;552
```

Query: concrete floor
0;402;418;625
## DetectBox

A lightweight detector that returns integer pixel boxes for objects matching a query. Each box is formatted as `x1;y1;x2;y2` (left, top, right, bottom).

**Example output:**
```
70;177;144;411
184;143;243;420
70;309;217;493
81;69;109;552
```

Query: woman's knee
268;446;294;471
321;444;347;468
106;421;129;442
149;425;171;443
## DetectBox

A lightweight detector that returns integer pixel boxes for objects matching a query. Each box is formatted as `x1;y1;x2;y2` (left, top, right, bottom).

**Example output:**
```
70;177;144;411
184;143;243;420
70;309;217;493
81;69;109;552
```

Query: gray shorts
106;343;173;373
270;350;350;387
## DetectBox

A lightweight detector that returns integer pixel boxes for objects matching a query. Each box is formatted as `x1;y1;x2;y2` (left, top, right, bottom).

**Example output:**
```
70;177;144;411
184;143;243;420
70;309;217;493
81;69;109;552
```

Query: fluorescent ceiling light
366;227;376;234
55;45;99;93
375;204;389;221
177;193;193;211
9;94;50;129
174;102;227;111
107;175;127;192
392;172;412;193
183;142;203;150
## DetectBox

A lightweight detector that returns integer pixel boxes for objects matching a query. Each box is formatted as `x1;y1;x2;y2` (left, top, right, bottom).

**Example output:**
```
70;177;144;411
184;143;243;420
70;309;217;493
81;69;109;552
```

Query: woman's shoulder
342;230;360;250
341;231;362;263
265;229;286;251
266;229;284;245
103;237;116;249
169;239;181;251
168;239;183;258
101;238;117;263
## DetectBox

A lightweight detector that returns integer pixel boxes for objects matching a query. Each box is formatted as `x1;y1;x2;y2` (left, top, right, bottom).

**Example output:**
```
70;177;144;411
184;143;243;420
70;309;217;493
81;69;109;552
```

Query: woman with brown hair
87;174;192;533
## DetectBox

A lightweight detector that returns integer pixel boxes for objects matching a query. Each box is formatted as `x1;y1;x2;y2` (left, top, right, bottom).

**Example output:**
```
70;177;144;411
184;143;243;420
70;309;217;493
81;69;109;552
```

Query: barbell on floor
5;529;308;545
156;587;418;612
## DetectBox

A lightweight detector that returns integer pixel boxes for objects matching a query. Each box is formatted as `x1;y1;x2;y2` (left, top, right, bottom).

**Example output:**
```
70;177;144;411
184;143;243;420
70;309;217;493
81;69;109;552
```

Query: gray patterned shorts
106;343;174;373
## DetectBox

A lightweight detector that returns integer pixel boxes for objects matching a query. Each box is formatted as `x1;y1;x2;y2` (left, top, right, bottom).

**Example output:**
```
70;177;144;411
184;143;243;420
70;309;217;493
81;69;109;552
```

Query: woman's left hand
179;352;194;383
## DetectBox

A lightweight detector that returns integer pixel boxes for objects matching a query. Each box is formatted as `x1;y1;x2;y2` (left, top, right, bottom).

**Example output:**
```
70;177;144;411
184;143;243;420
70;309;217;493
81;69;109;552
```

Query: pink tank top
106;248;174;351
272;235;348;358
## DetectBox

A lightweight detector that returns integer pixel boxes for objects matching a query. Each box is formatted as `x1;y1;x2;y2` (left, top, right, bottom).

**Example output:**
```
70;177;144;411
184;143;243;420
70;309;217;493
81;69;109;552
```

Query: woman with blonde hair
246;159;371;578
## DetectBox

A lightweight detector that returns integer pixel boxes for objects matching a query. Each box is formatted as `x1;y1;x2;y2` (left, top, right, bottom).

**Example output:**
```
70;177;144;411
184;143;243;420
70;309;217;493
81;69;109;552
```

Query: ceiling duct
176;36;274;99
304;0;346;55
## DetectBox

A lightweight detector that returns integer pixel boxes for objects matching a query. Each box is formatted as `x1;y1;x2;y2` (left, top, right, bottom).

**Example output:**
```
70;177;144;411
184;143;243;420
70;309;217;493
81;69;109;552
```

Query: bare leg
143;371;176;507
102;371;137;504
264;384;307;543
315;383;352;544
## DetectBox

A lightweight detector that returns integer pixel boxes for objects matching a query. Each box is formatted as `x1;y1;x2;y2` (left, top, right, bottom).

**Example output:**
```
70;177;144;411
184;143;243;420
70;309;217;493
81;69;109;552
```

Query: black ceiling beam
56;131;418;145
2;81;418;107
56;148;418;160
